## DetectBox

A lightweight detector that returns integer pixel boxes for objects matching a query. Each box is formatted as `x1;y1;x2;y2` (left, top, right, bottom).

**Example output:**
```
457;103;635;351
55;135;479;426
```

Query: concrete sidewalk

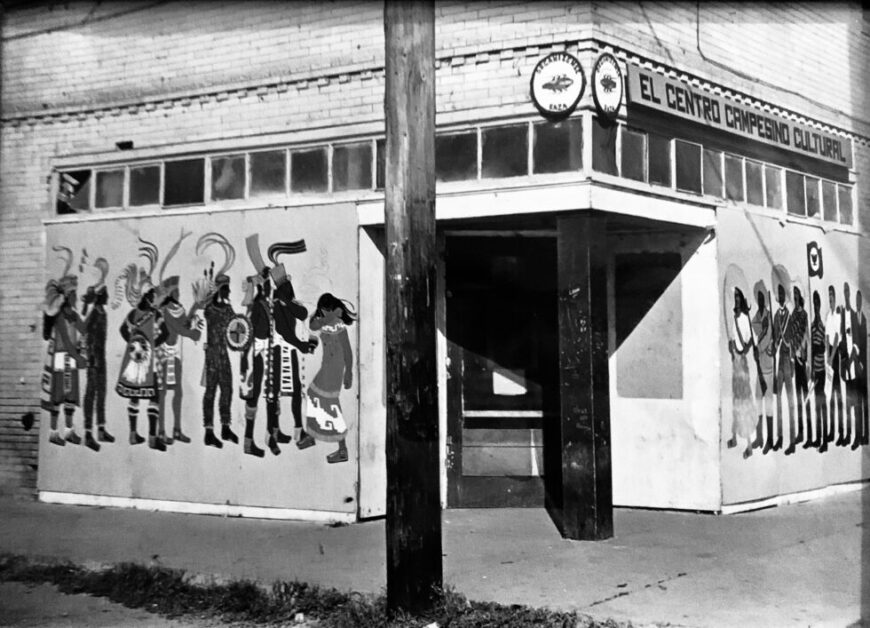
0;488;868;627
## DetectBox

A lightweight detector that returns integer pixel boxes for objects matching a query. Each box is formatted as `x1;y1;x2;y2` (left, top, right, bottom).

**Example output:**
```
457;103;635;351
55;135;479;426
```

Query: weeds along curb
0;553;636;628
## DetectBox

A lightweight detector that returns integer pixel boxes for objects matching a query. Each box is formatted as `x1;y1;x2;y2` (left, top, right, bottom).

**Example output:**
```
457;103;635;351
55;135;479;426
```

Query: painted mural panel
38;204;359;514
719;207;869;505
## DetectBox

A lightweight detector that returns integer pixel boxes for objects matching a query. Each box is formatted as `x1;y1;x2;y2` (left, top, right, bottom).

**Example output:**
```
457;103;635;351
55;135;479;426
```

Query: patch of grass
0;553;634;627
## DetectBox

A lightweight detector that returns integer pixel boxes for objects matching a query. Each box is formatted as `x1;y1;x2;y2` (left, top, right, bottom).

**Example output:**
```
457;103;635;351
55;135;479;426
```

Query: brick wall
593;1;869;136
3;1;593;115
1;1;867;496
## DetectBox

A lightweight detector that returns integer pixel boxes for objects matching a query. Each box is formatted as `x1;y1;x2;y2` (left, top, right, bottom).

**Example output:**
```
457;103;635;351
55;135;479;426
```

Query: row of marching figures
725;262;868;459
40;231;356;464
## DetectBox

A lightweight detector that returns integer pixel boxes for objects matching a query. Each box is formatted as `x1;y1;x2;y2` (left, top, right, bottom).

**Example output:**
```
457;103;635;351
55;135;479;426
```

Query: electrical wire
1;0;171;42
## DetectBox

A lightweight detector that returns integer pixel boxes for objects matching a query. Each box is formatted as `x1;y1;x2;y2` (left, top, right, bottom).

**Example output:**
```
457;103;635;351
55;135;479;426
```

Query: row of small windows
56;120;584;214
56;115;854;228
592;117;854;226
57;142;377;214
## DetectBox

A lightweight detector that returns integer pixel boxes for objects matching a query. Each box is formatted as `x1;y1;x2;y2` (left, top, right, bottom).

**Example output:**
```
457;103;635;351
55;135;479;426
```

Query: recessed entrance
445;233;559;508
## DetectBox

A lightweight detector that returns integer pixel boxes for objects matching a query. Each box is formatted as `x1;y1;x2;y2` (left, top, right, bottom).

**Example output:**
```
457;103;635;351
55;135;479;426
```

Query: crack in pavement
586;571;688;608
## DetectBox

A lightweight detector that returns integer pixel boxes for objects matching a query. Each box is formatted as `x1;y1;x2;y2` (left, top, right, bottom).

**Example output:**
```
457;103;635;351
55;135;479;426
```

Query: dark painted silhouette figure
840;282;857;447
855;290;868;447
751;286;774;453
809;290;828;451
787;286;809;454
82;284;113;451
825;285;843;446
772;284;794;454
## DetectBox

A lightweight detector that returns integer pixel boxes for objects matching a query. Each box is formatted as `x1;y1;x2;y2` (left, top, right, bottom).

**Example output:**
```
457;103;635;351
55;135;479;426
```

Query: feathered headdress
43;246;77;315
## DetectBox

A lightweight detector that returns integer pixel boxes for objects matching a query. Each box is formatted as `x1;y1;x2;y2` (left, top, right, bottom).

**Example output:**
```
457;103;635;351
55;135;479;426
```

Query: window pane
764;166;782;209
805;176;820;218
211;155;246;201
786;171;805;216
333;143;372;191
291;147;328;193
592;116;617;175
648;133;671;187
724;154;744;201
482;125;527;178
130;166;160;206
57;170;91;214
533;119;582;174
838;184;853;225
436;132;476;182
621;129;645;182
822;180;837;222
745;160;764;206
250;150;286;197
702;149;722;197
674;140;701;193
95;170;124;208
376;139;385;189
164;159;204;206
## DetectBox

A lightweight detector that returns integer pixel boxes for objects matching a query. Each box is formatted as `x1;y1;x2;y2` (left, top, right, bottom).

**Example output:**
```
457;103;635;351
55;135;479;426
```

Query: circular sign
226;314;253;352
592;53;624;122
529;52;585;120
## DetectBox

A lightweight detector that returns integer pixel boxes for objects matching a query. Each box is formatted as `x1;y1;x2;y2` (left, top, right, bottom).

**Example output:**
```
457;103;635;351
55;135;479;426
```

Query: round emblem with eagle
592;53;624;122
529;52;585;121
226;314;253;352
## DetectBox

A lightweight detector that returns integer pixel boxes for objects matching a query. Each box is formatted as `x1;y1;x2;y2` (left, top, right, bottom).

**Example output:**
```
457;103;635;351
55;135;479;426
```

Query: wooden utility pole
383;0;441;614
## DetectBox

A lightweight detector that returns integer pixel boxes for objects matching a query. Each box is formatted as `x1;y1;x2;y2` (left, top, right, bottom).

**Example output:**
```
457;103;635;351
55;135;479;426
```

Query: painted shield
226;314;253;352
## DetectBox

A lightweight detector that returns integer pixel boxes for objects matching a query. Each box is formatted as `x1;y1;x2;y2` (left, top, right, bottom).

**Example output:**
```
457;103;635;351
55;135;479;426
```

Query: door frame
443;232;557;508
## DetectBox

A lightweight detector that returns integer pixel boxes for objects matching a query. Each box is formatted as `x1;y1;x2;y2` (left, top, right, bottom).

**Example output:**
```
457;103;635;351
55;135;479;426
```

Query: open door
445;234;559;507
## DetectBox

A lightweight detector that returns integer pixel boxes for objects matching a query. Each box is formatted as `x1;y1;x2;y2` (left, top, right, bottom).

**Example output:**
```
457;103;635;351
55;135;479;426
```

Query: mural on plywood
40;227;358;470
724;242;869;458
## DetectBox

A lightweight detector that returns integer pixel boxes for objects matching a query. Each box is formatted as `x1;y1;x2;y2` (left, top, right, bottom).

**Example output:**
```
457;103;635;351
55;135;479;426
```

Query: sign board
530;52;585;120
592;53;624;122
626;64;852;169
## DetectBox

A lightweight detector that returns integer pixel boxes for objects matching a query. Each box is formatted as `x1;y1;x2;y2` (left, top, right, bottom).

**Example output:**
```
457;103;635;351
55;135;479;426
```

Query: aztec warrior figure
41;246;87;447
240;237;318;457
725;258;868;459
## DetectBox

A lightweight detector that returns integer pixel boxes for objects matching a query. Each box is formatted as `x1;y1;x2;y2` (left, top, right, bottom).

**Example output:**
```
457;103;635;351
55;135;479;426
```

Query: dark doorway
445;234;559;508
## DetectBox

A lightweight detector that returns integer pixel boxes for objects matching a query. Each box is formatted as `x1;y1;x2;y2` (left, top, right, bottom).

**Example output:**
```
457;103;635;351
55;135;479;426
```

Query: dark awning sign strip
626;64;853;169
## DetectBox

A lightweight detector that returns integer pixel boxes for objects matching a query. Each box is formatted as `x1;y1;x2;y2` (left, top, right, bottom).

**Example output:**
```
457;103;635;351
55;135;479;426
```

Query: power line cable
1;0;170;42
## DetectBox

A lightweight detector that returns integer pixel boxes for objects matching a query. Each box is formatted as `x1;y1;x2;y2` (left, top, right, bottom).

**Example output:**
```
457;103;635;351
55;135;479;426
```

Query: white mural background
39;203;359;514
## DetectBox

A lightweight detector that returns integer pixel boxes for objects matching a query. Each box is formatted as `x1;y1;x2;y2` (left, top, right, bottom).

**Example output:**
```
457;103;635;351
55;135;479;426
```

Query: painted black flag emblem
807;241;823;279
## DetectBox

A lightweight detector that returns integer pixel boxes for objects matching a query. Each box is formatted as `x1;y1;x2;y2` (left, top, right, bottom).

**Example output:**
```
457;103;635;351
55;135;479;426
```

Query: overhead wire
1;0;170;42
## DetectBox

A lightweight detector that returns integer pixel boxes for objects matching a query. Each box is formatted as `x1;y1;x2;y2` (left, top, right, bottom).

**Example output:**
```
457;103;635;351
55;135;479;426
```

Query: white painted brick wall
593;1;870;136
